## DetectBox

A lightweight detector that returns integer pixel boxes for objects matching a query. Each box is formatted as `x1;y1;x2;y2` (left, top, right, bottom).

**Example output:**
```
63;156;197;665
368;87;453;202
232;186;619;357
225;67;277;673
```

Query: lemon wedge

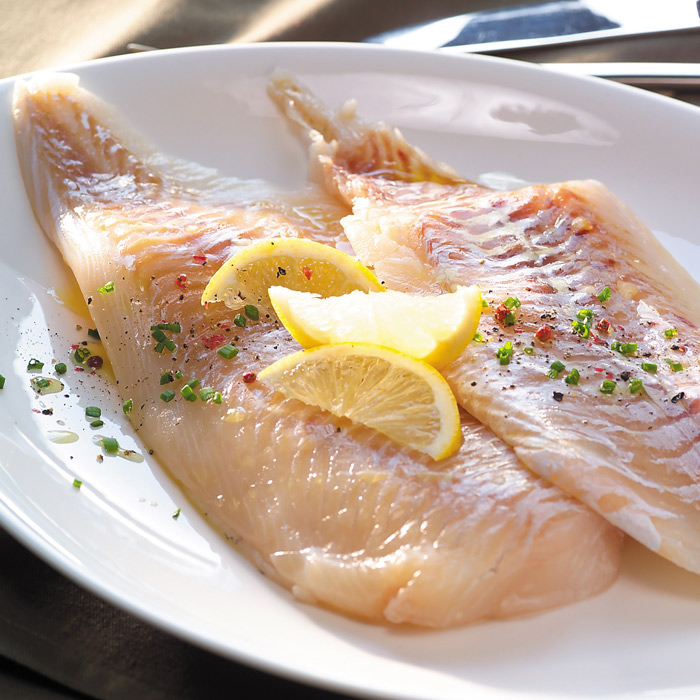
258;343;462;460
269;285;482;368
202;237;384;310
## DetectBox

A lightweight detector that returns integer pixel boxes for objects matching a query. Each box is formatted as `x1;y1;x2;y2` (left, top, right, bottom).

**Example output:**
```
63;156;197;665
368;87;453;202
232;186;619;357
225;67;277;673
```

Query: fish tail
267;70;469;188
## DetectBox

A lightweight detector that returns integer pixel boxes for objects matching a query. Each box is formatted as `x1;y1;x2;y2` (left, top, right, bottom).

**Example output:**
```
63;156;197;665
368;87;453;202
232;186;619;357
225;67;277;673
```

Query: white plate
2;43;700;700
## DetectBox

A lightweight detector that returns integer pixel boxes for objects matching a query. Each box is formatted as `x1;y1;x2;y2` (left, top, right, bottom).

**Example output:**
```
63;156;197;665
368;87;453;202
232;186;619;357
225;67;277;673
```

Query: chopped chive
600;380;617;395
244;305;259;321
172;508;181;519
503;312;516;326
664;327;678;338
547;361;566;379
154;341;166;353
610;341;637;356
73;347;91;363
151;328;167;342
0;374;5;389
102;437;119;453
72;479;82;489
233;313;247;328
35;378;51;389
160;372;173;385
98;281;114;294
27;358;44;371
503;297;521;309
160;390;175;403
571;320;591;338
122;399;133;414
163;338;177;352
174;370;183;379
641;362;657;373
212;392;223;404
217;344;238;359
496;341;514;366
151;322;181;333
597;286;611;302
629;378;644;394
665;358;684;372
87;328;100;340
85;406;101;418
186;378;200;389
481;299;488;308
473;332;487;343
199;386;216;402
565;369;580;385
523;346;535;355
90;419;104;428
55;362;67;375
576;309;594;322
180;385;197;401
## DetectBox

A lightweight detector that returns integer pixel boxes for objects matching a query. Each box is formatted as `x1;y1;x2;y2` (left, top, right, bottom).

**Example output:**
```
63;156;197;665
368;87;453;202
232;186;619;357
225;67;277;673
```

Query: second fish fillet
268;71;700;575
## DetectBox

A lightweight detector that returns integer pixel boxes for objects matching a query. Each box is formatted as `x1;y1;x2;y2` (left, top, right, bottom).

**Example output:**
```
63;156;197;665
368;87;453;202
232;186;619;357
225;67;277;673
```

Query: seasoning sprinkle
665;358;684;372
102;437;119;453
496;341;514;365
565;368;580;385
244;305;259;321
553;391;563;402
199;386;216;402
242;371;257;383
671;392;685;404
218;344;239;359
87;355;103;370
73;347;91;363
571;320;591;338
611;341;638;356
600;380;617;395
597;286;611;302
629;379;644;394
180;385;197;402
547;361;566;379
151;322;182;333
535;325;553;342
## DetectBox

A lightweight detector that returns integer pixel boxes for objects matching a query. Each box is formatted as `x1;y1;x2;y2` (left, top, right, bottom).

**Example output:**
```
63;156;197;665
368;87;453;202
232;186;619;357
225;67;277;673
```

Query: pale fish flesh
268;71;700;574
12;72;622;627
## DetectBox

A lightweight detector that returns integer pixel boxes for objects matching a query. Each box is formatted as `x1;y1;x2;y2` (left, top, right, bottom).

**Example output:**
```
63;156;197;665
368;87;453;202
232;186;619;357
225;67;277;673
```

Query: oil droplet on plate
47;430;79;444
31;377;64;395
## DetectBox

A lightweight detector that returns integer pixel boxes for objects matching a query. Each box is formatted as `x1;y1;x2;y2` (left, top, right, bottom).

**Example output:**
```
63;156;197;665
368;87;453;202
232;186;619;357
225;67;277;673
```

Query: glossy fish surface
269;72;700;574
12;72;622;628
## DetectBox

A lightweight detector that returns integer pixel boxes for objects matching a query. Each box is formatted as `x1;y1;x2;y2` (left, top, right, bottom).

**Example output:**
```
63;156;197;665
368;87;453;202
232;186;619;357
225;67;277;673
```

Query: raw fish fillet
268;71;700;574
12;73;622;628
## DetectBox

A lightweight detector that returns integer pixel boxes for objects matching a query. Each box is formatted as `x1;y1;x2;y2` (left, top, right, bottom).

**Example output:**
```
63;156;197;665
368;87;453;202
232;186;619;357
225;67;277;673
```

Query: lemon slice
202;237;384;310
258;343;462;460
269;285;482;368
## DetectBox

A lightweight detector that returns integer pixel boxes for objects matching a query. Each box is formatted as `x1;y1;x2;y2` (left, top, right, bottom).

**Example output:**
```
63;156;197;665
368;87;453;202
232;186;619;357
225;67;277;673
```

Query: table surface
2;1;700;699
